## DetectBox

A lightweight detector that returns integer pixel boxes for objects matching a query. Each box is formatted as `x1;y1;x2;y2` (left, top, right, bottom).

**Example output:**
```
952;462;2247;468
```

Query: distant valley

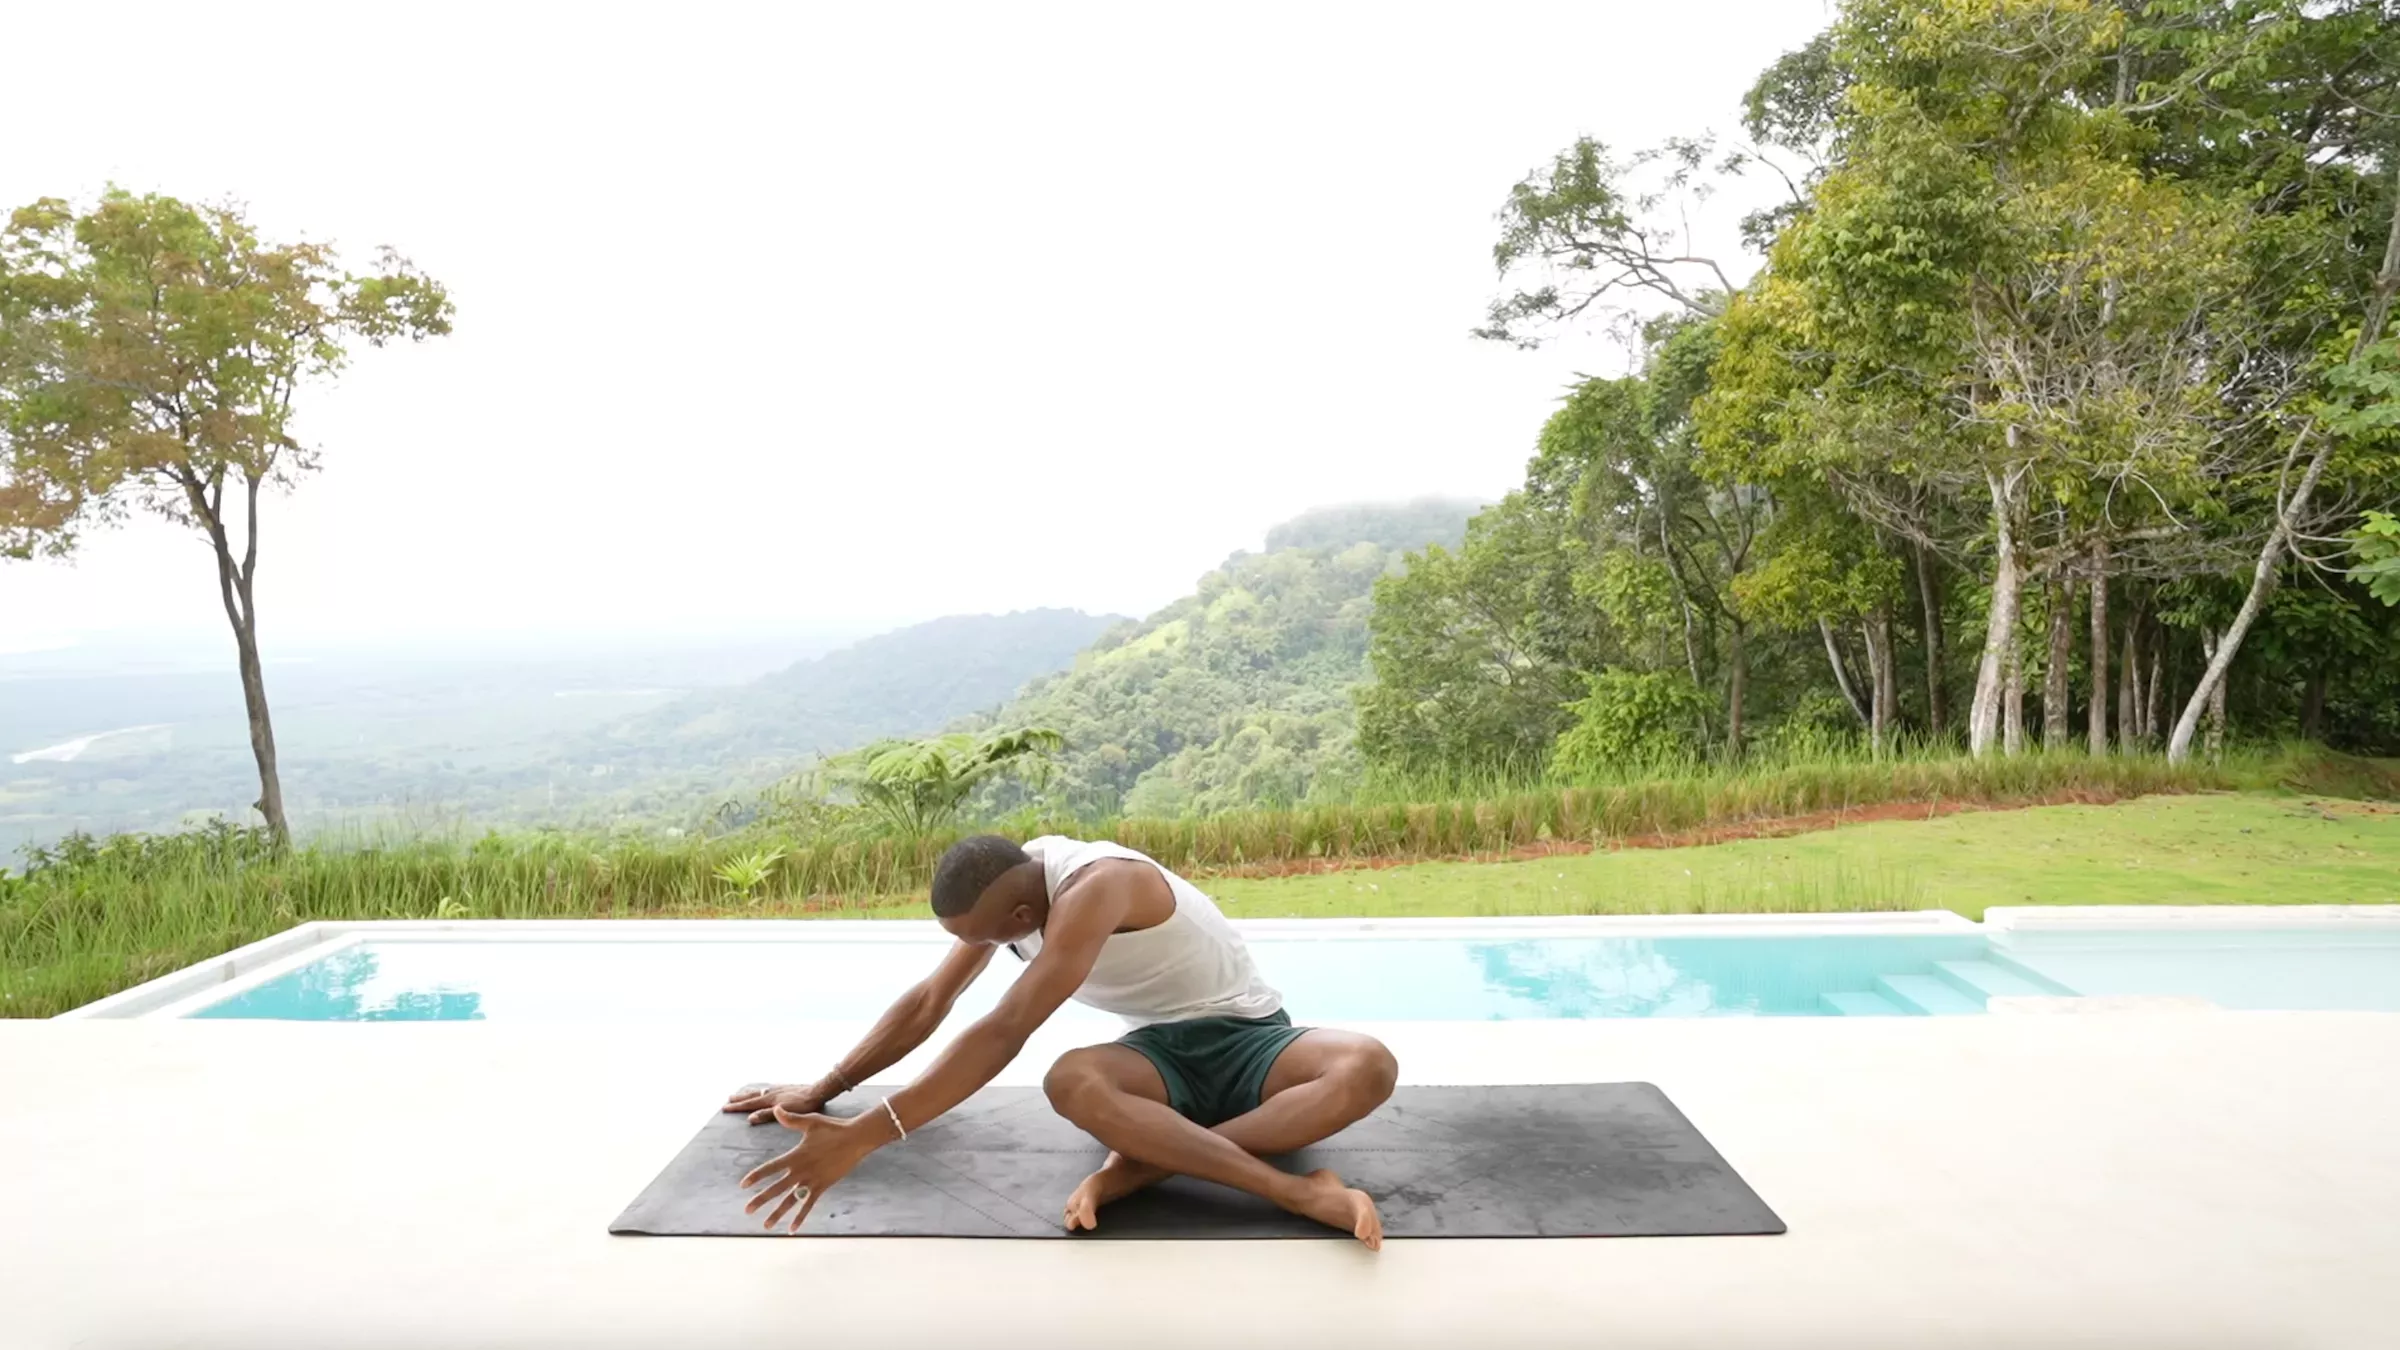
0;499;1482;857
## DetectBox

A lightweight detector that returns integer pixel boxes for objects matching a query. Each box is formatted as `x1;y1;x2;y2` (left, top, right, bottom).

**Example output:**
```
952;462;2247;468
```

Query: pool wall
56;906;2400;1020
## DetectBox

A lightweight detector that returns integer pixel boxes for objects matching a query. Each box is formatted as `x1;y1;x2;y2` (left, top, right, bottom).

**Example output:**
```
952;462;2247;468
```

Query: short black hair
930;835;1031;918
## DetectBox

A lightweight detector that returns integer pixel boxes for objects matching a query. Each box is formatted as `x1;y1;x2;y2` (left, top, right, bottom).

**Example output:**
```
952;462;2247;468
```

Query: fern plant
712;847;787;905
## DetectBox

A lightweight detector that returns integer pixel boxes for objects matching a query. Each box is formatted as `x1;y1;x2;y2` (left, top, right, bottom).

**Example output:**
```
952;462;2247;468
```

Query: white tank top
1008;836;1282;1028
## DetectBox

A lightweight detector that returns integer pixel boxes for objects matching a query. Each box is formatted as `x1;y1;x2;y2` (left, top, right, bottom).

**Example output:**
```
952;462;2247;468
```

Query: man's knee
1043;1050;1111;1120
1338;1039;1399;1105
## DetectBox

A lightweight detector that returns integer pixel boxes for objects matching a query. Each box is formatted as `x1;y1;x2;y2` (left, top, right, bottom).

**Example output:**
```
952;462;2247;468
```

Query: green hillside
966;501;1483;816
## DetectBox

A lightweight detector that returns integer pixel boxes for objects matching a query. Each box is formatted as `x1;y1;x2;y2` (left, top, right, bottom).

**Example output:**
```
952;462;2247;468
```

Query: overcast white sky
2;0;1829;660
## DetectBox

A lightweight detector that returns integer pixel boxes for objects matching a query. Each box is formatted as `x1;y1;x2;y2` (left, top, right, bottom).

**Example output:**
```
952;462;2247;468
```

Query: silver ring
793;1186;811;1201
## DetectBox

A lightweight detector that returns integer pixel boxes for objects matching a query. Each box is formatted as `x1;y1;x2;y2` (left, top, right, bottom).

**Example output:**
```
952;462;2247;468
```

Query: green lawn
1205;792;2400;921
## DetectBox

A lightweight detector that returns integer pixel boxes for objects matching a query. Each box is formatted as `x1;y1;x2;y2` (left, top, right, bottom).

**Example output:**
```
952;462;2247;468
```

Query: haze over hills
0;612;1119;854
0;499;1484;856
0;631;843;854
555;608;1126;817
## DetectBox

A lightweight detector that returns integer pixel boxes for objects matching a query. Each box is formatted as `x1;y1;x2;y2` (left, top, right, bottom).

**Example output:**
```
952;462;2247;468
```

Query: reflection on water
1466;940;1717;1017
1449;934;1996;1018
195;947;484;1021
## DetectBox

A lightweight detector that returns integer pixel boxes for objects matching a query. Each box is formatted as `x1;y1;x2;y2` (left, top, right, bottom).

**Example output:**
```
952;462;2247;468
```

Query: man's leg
1056;1030;1398;1230
1042;1040;1387;1246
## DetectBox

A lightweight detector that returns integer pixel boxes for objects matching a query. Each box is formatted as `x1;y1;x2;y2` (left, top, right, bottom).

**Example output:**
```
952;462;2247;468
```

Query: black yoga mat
609;1083;1784;1240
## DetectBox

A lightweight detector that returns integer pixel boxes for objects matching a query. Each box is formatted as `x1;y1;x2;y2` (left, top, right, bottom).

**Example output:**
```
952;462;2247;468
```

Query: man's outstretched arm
724;940;995;1122
880;882;1124;1131
741;880;1128;1231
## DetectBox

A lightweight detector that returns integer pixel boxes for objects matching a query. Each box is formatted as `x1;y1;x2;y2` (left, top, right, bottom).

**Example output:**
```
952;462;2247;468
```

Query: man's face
937;863;1045;947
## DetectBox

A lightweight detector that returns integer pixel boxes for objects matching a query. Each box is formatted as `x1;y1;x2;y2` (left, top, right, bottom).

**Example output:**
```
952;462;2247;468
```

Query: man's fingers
763;1189;798;1231
748;1108;777;1125
725;1089;766;1109
743;1176;794;1215
772;1106;831;1131
741;1158;791;1193
788;1186;824;1234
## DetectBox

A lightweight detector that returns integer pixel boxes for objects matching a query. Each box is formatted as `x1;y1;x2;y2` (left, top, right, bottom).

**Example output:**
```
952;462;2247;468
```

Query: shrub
1552;670;1710;778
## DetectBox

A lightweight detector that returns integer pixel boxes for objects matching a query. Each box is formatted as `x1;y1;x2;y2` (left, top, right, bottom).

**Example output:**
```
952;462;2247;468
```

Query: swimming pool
74;909;2400;1022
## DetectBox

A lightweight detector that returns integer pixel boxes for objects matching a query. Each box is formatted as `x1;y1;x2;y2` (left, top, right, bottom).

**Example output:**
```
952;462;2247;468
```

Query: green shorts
1117;1009;1311;1127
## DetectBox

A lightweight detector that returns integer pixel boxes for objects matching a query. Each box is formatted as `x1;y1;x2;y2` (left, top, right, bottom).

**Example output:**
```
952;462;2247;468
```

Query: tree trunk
2003;621;2026;756
230;601;289;843
1820;619;1870;729
2173;155;2400;763
1969;464;2023;758
1726;618;1748;760
2118;610;2140;753
1872;604;1897;756
192;471;291;847
1859;610;1894;756
2088;539;2110;756
1660;513;1711;750
2167;630;2183;733
2144;637;2164;748
2198;629;2229;762
2043;578;2074;749
2302;667;2327;742
2207;674;2227;760
1915;543;1946;740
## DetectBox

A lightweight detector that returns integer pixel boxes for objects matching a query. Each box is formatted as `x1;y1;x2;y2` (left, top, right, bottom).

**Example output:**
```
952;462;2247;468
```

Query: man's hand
741;1109;884;1234
723;1082;831;1125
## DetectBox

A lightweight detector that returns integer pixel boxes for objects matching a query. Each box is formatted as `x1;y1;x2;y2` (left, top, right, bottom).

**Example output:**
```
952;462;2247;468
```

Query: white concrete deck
6;1010;2396;1349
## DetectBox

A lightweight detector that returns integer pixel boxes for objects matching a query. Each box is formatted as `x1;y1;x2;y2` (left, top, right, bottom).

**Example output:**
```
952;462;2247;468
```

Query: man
724;833;1398;1245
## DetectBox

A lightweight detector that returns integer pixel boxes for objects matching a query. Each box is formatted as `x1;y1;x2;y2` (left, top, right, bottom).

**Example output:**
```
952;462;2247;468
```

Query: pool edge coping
59;910;1982;1020
1985;904;2400;930
59;905;2400;1020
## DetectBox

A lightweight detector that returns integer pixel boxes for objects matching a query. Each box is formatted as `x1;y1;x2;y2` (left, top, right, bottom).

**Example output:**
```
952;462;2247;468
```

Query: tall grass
0;743;2339;1018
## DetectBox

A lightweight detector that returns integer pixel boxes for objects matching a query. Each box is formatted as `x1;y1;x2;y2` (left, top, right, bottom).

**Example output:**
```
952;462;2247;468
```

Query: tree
813;729;1062;836
2355;511;2400;606
1731;495;1907;753
1706;0;2334;758
1475;137;1738;347
0;191;451;843
1537;322;1776;756
1355;493;1610;776
2169;234;2400;760
1552;669;1712;776
1444;0;2400;769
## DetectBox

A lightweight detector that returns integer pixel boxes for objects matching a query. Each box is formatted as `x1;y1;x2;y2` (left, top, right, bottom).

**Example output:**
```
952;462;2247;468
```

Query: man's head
930;834;1047;946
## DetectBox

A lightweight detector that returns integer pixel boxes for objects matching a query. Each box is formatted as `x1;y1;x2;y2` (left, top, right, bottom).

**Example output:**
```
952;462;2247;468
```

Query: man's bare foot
1292;1168;1383;1249
1062;1151;1168;1231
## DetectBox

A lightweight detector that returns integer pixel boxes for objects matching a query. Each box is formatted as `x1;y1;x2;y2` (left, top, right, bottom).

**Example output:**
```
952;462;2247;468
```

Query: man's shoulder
1048;843;1167;902
1028;836;1148;867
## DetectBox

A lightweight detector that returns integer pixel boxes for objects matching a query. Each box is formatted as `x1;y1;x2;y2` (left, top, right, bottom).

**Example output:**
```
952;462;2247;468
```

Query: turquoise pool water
185;927;2400;1022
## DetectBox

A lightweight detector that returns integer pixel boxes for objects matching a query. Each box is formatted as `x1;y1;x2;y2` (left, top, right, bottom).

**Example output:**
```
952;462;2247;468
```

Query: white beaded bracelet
880;1097;908;1142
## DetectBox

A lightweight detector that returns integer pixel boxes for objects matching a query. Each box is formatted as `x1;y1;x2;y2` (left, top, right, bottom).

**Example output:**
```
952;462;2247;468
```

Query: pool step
1873;974;1984;1016
1932;959;2055;1003
1819;990;1908;1017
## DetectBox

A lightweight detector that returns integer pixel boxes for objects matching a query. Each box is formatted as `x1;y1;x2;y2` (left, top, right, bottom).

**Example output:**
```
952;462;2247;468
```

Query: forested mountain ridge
965;500;1484;816
574;608;1124;786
